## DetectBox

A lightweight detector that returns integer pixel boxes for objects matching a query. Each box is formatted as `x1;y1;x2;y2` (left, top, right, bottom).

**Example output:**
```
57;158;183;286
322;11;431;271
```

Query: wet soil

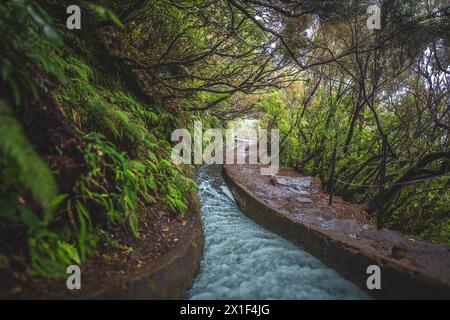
0;199;199;299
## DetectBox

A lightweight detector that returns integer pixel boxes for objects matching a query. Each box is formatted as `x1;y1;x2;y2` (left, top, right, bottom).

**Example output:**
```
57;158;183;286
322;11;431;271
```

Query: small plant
149;158;196;215
0;0;199;279
29;230;80;277
0;100;62;222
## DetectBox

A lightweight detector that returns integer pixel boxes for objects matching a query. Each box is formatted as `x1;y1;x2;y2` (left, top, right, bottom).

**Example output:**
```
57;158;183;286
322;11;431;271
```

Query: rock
269;176;277;186
271;176;318;196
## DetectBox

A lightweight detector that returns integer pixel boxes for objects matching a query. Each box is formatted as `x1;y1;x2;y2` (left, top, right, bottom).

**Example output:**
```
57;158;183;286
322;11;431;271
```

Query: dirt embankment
1;199;203;299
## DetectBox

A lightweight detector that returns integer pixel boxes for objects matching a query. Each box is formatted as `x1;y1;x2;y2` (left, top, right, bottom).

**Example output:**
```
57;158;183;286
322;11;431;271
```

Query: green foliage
0;0;65;105
384;176;450;243
149;158;196;215
89;4;124;29
101;231;133;253
0;100;59;222
0;3;198;277
112;92;160;127
0;4;70;278
261;83;450;243
29;230;80;277
56;56;157;152
79;132;194;219
77;133;157;238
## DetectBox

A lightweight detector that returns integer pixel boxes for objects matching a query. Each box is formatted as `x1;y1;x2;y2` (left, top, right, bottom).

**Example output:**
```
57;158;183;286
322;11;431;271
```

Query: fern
75;133;153;238
0;0;64;105
57;57;157;151
148;156;196;215
0;100;58;221
29;230;80;277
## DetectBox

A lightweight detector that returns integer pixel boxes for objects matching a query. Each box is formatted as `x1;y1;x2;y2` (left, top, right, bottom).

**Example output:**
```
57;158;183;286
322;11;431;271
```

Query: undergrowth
0;0;196;277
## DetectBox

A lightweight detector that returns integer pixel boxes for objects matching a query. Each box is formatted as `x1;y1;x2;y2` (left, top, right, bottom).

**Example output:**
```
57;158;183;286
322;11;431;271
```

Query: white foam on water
189;166;370;300
220;185;235;201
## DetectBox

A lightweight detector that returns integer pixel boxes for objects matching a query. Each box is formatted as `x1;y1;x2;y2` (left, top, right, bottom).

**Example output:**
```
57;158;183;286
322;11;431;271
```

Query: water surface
189;165;370;300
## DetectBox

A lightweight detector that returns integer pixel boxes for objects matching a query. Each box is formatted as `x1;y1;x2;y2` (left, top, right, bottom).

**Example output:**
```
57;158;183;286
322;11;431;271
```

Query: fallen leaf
399;257;414;265
349;233;360;240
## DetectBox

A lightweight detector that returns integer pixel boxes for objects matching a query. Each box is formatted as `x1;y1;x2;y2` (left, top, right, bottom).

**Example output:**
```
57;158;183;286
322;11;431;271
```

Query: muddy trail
188;165;370;300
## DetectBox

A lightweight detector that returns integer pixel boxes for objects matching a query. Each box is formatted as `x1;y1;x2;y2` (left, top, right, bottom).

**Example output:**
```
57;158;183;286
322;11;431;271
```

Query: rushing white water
189;166;370;300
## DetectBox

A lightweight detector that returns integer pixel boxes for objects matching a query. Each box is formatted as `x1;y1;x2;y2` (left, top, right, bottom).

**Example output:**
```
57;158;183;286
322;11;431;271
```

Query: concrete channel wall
83;207;204;300
223;167;450;300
